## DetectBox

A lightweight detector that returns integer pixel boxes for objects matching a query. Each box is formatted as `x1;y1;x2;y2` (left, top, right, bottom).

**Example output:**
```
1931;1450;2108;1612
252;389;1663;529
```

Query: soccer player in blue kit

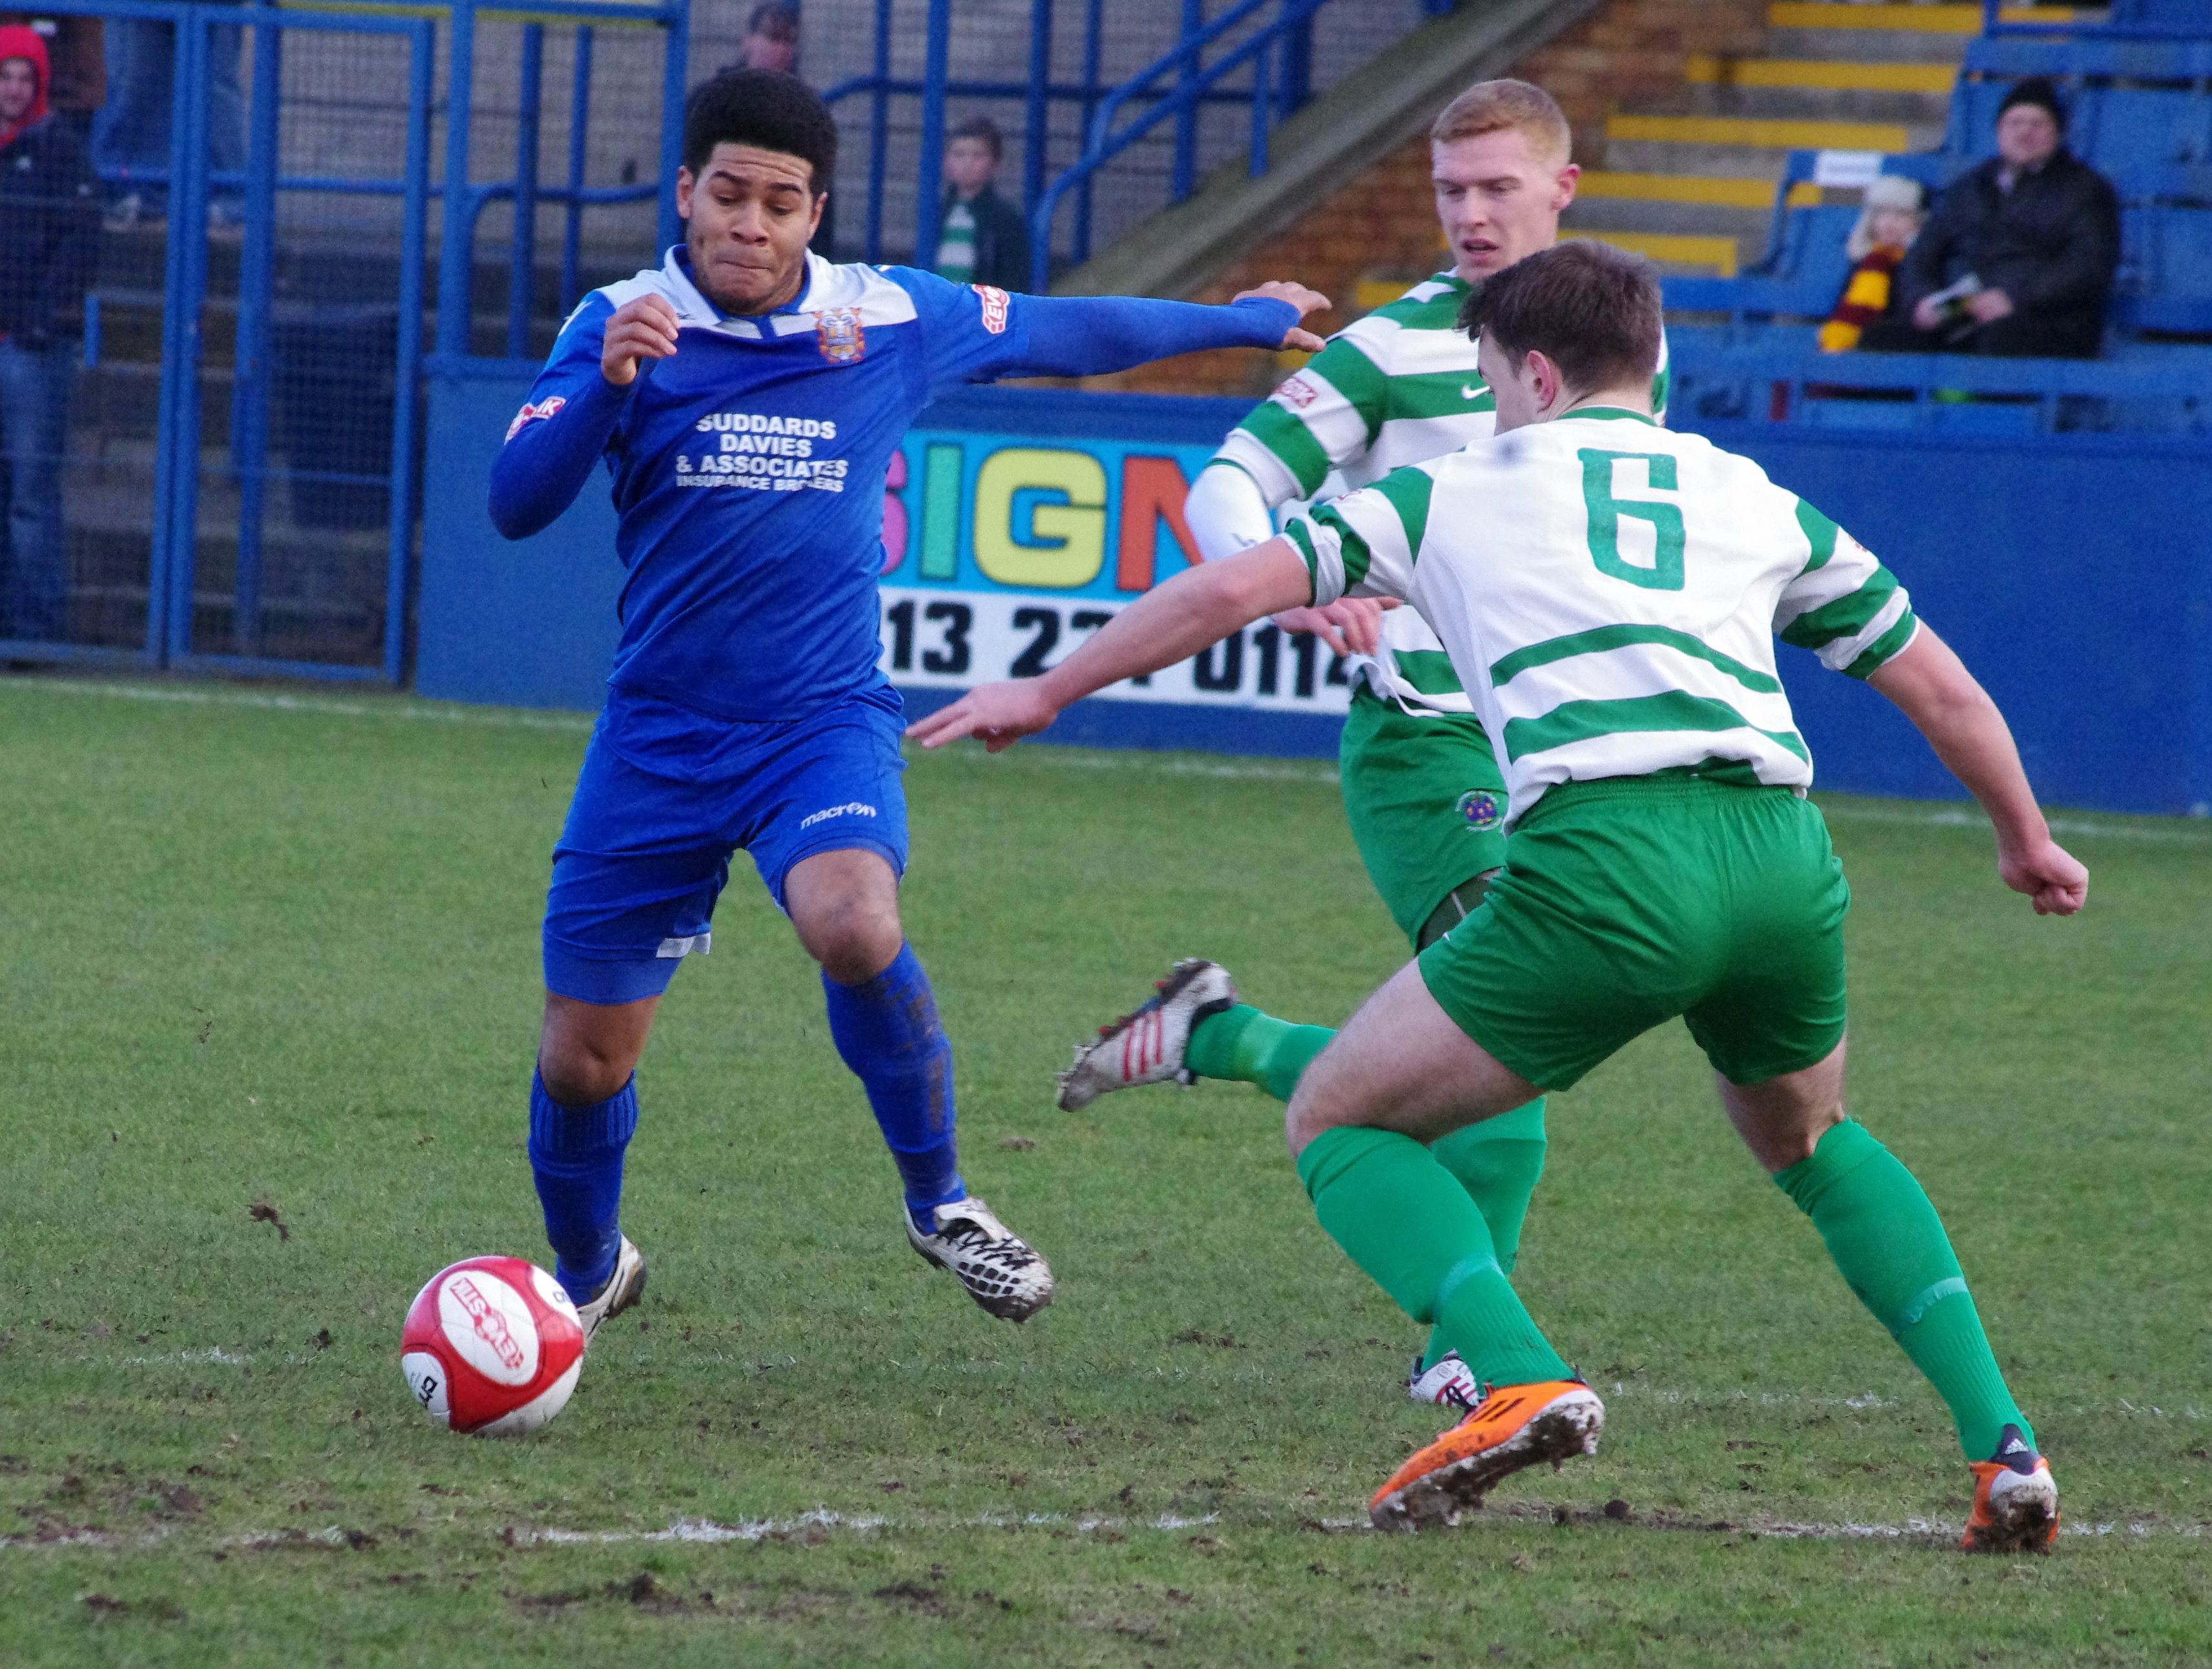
489;71;1328;1339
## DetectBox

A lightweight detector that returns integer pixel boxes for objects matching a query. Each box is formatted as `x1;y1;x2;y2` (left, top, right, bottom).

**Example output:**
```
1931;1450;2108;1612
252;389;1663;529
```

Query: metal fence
789;0;1439;279
0;0;685;680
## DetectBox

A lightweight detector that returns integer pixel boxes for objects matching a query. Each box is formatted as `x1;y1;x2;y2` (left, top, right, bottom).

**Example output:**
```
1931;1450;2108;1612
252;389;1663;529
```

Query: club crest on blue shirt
815;307;866;364
1456;789;1504;833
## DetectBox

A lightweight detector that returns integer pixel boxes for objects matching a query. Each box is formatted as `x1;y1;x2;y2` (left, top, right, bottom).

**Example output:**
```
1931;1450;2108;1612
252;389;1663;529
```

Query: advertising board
875;424;1352;732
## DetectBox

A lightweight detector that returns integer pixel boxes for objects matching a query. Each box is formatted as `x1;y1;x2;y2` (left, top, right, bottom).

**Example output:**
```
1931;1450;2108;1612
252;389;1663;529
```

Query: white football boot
1408;1349;1484;1410
1056;958;1239;1112
573;1235;647;1346
906;1197;1054;1322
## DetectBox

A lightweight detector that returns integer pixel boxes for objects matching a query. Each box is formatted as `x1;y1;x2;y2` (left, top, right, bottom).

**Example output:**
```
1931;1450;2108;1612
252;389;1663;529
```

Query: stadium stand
1650;0;2212;433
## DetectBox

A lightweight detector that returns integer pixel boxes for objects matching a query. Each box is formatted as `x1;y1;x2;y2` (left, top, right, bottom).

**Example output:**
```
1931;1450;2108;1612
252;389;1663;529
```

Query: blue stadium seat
2085;86;2207;170
2109;0;2212;26
2118;203;2212;334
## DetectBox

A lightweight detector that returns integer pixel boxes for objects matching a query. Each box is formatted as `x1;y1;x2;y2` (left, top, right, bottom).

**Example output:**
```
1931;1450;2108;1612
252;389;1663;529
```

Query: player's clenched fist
601;295;681;386
1233;280;1334;354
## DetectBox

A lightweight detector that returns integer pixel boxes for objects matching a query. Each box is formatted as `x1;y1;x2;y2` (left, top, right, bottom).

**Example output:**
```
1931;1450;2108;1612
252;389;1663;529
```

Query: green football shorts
1339;685;1511;950
1417;773;1850;1091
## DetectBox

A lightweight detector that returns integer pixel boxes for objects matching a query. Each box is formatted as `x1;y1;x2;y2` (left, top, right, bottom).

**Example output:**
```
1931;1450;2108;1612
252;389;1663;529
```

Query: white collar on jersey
637;247;920;341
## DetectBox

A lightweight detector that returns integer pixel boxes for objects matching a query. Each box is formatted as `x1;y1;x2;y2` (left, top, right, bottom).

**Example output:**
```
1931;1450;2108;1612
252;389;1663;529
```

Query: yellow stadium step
1685;55;1957;94
1560;230;1741;279
1578;171;1823;210
1606;113;1914;151
1767;3;2073;32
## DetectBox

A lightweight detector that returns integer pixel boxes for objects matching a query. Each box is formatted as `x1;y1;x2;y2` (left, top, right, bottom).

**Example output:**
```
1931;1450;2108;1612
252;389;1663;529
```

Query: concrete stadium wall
418;374;2212;816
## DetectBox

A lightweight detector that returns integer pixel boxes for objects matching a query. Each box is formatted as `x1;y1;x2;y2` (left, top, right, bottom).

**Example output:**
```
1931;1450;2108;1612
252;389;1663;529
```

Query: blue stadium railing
0;0;689;685
431;0;687;360
0;0;436;682
813;0;1454;292
1022;0;1335;294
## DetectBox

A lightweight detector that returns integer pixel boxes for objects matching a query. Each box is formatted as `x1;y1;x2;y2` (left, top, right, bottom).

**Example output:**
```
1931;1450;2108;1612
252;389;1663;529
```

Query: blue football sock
528;1069;638;1304
822;943;965;1229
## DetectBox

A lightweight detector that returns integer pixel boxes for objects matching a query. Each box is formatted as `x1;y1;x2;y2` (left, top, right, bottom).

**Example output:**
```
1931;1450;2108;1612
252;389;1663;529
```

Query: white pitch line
1604;1381;2211;1421
5;1506;2200;1555
1818;798;2212;847
503;1508;1222;1547
3;673;1346;784
928;742;1341;787
14;676;2210;836
0;675;594;735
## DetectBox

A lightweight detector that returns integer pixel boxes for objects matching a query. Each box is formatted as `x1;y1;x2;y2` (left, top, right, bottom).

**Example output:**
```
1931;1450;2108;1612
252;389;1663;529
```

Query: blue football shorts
542;683;911;1005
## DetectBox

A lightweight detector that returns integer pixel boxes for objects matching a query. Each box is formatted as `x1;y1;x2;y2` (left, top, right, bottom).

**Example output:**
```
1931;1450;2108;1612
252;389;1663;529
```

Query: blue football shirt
494;248;1296;726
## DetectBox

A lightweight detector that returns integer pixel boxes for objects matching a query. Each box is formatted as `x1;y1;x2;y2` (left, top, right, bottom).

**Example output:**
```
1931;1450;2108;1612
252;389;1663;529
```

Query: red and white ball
400;1257;584;1437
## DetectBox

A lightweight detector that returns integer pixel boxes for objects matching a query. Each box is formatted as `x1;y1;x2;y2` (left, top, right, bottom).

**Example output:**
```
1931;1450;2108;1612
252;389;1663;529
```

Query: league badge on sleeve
504;396;566;441
1456;789;1505;833
816;307;866;364
972;285;1011;334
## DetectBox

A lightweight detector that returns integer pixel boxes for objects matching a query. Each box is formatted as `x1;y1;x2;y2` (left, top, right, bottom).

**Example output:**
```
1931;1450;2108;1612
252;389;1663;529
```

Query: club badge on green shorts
1456;789;1505;833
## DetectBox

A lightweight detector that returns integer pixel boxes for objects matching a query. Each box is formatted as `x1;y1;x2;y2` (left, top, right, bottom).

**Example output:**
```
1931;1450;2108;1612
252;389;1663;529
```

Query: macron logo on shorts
799;801;877;830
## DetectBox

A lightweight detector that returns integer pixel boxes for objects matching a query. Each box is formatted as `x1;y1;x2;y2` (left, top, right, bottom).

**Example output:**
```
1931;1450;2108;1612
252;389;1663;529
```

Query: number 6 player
489;71;1327;1337
911;242;2084;1552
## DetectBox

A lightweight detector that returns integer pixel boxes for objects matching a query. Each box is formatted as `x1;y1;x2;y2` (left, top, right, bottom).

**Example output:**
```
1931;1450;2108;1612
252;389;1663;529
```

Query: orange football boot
1961;1424;2059;1553
1368;1379;1604;1531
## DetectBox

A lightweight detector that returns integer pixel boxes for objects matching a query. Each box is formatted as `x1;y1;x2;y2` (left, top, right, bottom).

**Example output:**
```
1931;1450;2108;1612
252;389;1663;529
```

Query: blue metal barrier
817;0;1382;283
0;0;439;680
1986;0;2212;39
432;0;687;361
1667;323;2212;434
1026;0;1337;292
0;0;687;683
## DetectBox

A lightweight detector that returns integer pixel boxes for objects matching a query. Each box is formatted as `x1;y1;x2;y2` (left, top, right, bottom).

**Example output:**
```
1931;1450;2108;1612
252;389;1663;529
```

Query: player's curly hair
1457;241;1661;398
683;69;838;192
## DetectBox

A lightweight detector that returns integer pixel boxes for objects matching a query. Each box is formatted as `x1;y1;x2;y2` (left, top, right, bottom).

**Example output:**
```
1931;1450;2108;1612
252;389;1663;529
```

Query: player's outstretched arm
1010;283;1329;379
1866;625;2087;915
905;538;1317;752
1182;463;1386;656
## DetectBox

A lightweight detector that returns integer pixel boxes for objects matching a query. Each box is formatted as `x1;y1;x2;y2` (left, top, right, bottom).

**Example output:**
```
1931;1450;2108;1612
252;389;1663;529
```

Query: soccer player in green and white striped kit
1169;79;1658;1408
910;241;2084;1552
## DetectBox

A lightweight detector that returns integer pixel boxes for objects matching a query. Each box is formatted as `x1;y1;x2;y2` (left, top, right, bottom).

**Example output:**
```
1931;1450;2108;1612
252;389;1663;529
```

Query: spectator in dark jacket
1882;76;2118;359
931;116;1030;293
0;24;96;640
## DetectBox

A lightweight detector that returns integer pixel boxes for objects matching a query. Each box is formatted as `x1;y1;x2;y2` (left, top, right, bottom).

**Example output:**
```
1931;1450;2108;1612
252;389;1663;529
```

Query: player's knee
536;1020;643;1107
794;896;903;984
1283;1064;1348;1157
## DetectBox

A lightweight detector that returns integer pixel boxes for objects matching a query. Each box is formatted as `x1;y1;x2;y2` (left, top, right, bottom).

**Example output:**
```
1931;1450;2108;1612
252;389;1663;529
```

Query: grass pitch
2;673;2209;1667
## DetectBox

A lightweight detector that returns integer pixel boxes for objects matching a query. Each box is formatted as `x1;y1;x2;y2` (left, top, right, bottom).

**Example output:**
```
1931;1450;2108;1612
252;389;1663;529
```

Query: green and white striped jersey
1210;272;1671;715
1283;408;1918;827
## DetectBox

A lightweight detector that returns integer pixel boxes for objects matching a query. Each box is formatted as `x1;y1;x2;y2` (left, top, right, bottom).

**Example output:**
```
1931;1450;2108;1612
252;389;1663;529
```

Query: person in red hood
1;23;97;642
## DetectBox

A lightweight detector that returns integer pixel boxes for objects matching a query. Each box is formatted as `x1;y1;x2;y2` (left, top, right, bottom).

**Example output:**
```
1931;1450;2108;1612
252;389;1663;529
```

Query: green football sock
1185;1004;1335;1104
1422;1097;1548;1369
1775;1120;2031;1461
1298;1126;1572;1390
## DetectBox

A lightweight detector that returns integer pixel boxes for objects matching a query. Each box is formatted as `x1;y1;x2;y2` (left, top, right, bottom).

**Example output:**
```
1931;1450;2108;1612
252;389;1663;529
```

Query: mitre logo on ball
400;1256;584;1436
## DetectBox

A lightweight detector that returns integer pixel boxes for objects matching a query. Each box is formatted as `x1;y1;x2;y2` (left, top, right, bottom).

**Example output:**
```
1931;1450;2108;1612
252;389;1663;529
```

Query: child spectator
932;116;1030;292
1819;175;1924;352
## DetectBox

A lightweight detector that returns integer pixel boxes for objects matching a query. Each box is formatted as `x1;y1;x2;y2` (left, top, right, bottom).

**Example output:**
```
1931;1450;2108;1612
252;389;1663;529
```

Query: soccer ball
400;1256;585;1437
